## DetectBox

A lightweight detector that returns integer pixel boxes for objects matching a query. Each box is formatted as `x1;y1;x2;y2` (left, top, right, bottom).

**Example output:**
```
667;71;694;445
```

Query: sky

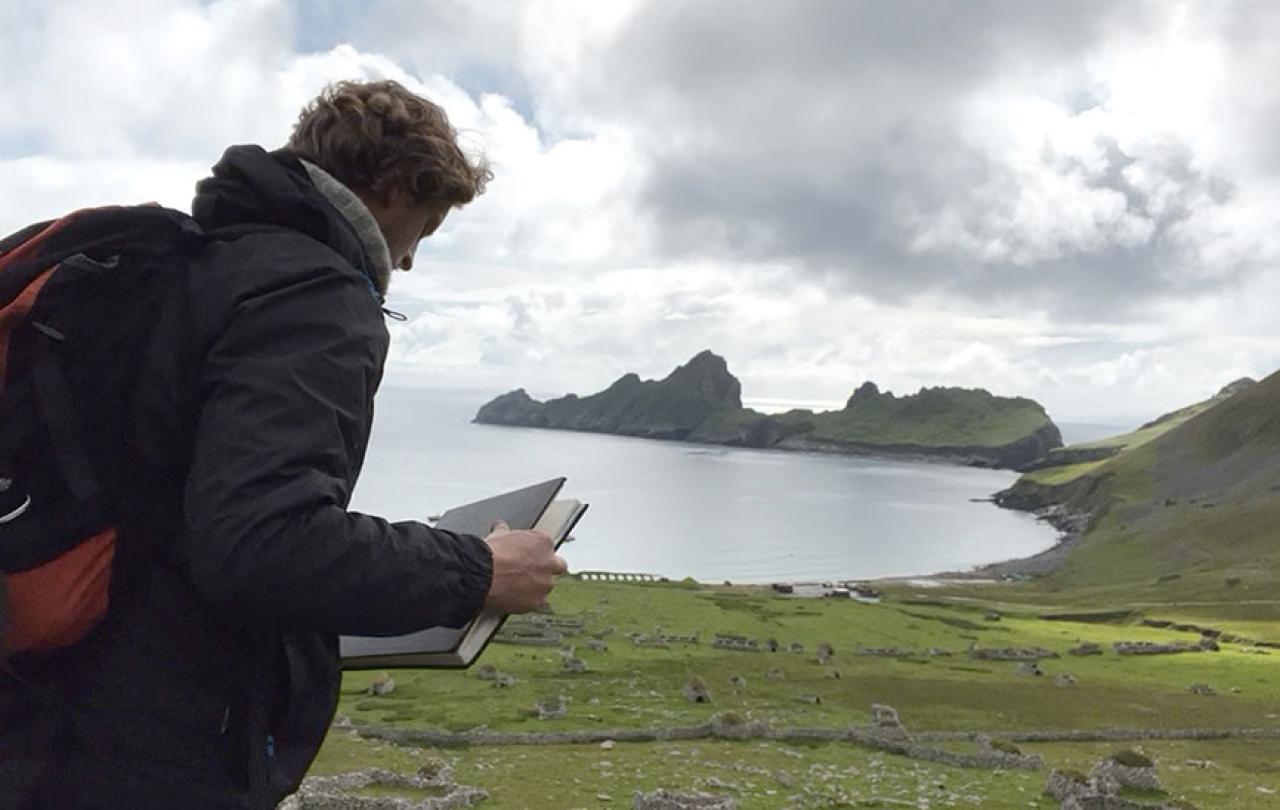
2;0;1278;426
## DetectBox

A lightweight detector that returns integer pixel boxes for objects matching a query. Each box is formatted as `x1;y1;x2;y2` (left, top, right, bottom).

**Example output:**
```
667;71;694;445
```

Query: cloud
511;0;1280;316
2;0;1277;425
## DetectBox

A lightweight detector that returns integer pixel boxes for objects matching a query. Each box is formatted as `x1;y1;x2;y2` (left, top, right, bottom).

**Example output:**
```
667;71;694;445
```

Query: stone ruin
727;675;746;688
855;645;916;658
629;633;670;649
765;667;786;680
1045;751;1174;809
1055;673;1078;687
924;647;953;657
474;665;517;688
1113;639;1217;656
970;646;1059;661
278;766;487;810
815;642;834;664
683;677;713;704
711;634;759;652
764;638;780;652
1091;751;1161;793
563;657;588;674
797;694;822;704
870;703;903;730
585;638;609;652
1187;683;1216;696
494;623;563;646
535;694;566;720
1016;662;1045;677
1069;642;1104;656
1045;769;1096;804
367;673;396;696
540;615;586;634
633;789;737;810
787;642;805;654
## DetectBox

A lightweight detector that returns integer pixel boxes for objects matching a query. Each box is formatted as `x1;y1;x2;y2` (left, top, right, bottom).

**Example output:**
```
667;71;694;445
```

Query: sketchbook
339;478;587;669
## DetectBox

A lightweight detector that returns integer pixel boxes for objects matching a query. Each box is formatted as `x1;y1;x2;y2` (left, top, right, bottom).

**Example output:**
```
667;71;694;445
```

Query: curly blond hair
287;79;491;207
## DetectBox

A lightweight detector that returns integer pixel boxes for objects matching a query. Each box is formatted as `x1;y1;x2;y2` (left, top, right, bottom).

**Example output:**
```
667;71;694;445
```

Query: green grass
313;579;1280;808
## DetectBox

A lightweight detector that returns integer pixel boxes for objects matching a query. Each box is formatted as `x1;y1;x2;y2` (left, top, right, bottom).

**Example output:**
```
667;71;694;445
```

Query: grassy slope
700;388;1055;449
1033;369;1280;601
315;579;1280;808
1023;395;1220;486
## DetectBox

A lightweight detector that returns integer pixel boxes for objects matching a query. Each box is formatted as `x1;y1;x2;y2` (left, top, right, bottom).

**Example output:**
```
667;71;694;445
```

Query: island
474;350;1063;469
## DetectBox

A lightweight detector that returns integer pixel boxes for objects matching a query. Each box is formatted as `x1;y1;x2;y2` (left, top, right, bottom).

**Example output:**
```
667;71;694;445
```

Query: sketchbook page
338;478;564;664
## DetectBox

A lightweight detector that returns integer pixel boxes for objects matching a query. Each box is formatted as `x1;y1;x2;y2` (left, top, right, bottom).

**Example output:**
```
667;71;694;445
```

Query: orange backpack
0;205;202;659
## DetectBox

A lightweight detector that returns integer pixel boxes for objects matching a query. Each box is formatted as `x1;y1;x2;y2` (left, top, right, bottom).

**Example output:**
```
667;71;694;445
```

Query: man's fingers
485;520;510;539
551;554;569;575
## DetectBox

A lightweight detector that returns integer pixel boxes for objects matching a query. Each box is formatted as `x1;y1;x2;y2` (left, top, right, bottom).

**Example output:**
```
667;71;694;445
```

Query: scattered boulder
683;676;713;704
563;656;588;674
600;739;616;750
728;675;747;688
1188;683;1216;696
984;610;1002;622
1055;673;1078;687
492;673;518;688
797;694;822;704
585;638;609;652
1015;662;1044;677
366;673;396;696
764;638;779;652
765;667;786;680
828;669;842;679
787;642;805;654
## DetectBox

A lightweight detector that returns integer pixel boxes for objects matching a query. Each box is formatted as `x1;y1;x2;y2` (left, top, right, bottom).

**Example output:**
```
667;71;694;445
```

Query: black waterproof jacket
0;146;494;809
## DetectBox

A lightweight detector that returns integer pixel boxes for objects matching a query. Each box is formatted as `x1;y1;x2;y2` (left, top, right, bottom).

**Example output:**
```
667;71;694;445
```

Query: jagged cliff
475;351;1063;469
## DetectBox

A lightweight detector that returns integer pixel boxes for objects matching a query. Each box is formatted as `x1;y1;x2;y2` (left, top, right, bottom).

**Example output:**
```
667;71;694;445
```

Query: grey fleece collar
299;160;393;297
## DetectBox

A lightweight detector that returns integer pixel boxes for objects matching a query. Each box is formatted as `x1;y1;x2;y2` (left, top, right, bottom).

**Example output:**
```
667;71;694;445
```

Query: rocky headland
475;350;1063;470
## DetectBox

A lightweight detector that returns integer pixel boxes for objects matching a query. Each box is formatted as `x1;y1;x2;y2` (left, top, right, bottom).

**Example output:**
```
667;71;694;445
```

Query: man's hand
482;521;568;614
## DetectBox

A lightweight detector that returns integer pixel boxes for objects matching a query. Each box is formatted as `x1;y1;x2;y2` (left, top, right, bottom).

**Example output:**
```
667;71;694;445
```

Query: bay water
350;387;1060;583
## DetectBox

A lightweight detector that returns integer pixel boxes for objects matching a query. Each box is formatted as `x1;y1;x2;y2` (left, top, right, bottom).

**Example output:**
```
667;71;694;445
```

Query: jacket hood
191;145;379;296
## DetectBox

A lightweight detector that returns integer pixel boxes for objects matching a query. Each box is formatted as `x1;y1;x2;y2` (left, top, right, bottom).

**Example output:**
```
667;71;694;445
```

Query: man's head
287;79;492;270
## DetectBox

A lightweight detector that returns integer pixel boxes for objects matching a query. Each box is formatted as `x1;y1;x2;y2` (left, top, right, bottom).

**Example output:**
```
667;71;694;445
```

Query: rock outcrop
476;351;1062;470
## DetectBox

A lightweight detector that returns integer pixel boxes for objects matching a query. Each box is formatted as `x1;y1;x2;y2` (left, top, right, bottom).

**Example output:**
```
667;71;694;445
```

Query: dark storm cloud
567;0;1267;315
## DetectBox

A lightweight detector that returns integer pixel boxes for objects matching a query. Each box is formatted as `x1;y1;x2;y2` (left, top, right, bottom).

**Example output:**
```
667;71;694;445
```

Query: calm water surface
350;387;1059;583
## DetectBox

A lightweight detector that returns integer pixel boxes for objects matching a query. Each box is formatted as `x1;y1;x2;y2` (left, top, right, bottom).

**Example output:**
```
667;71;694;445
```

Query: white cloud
2;0;1278;429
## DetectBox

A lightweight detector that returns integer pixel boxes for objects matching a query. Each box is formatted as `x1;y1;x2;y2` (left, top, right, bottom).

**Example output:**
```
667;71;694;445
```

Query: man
1;80;566;808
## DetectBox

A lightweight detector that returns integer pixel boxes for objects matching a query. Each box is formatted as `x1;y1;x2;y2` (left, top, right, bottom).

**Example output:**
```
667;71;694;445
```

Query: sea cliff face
474;351;1063;470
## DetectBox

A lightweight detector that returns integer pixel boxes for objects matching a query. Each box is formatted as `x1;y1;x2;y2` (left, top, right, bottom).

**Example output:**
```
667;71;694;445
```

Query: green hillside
776;382;1055;448
1000;371;1280;598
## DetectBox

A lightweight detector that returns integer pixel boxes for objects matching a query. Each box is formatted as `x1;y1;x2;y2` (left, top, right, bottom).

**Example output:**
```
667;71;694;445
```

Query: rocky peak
846;381;881;408
1215;377;1256;400
661;351;742;409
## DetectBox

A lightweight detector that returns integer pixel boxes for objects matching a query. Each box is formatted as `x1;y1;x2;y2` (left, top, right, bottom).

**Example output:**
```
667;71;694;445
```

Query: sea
349;387;1062;584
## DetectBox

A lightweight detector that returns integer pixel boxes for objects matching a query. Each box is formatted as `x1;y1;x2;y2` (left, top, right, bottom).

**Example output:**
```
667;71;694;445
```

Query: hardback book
339;478;587;669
